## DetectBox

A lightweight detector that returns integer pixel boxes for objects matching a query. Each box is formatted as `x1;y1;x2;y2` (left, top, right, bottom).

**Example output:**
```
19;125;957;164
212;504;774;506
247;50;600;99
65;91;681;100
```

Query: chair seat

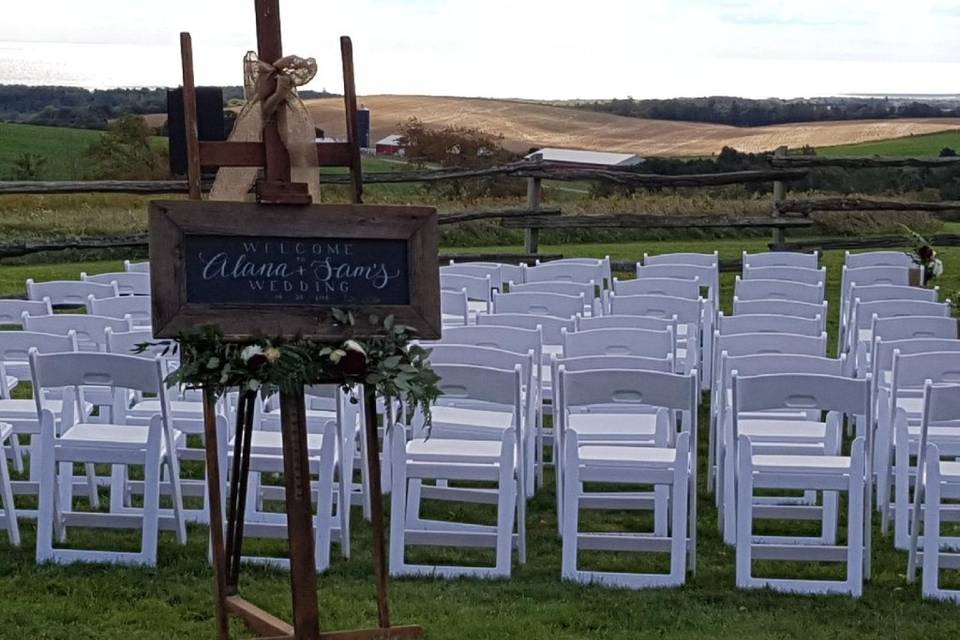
0;398;75;421
406;438;504;462
751;453;851;473
61;423;154;447
578;445;677;466
896;397;925;415
738;419;827;440
940;461;960;479
431;405;515;431
567;413;659;438
231;430;330;456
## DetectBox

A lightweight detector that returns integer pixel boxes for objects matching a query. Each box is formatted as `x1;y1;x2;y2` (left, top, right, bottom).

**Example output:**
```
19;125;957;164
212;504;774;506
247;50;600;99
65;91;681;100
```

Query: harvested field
303;95;960;156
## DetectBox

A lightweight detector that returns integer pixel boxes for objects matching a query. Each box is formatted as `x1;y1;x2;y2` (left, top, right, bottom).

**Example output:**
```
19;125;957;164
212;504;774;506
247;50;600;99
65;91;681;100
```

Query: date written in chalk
183;235;410;305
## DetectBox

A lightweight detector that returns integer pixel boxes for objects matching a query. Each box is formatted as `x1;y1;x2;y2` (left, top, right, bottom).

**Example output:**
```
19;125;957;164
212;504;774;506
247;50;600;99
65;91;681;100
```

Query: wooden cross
176;2;423;639
179;0;364;205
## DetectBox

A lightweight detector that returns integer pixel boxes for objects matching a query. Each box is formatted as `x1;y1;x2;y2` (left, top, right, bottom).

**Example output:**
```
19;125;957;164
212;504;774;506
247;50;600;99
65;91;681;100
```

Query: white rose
240;345;263;362
329;349;347;364
343;339;366;355
932;258;945;277
247;379;261;392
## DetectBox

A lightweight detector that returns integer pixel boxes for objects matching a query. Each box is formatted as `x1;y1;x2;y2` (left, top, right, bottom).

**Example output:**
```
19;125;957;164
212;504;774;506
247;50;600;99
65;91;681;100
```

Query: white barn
524;147;643;168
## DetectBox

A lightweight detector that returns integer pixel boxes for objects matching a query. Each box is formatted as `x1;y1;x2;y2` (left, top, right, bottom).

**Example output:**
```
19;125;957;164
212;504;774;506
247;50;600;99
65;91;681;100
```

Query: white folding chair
644;251;718;267
846;299;951;369
734;373;871;596
81;271;150;296
509;281;598;316
26;279;118;307
31;352;187;566
742;265;826;286
389;364;524;578
845;250;915;269
24;313;133;352
524;262;606;287
531;257;611;288
440;289;469;327
716;312;822;338
124;260;151;273
440;272;492;317
442;262;503;291
734;277;824;304
906;382;960;601
87;295;152;329
0;420;18;546
612;277;699;300
742;251;818;269
0;298;52;326
732;298;828;333
559;368;697;588
492;291;585;320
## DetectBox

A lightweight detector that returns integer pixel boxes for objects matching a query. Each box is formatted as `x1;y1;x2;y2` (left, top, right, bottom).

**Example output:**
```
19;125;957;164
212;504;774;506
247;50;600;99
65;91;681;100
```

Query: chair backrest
892;350;960;390
721;353;845;386
0;298;52;325
30;350;164;394
553;353;674;374
439;273;492;303
442;263;503;290
575;313;677;333
847;283;939;305
81;271;150;296
440;289;469;326
636;263;719;296
734;277;824;304
742;265;826;285
561;327;674;359
430;363;522;410
535;257;611;284
105;328;163;357
440;324;543;359
643;251;718;267
873;337;960;375
124;260;151;273
734;373;870;421
852;299;950;331
742;250;818;269
523;261;606;285
922;382;960;425
23;313;133;351
508;280;597;302
561;368;697;413
427;344;534;383
872;315;959;342
608;293;702;324
492;291;584;318
842;265;912;303
0;331;77;362
717;312;822;337
612;277;700;299
732;297;828;323
714;331;827;358
26;279;118;306
86;294;152;327
475;313;573;344
845;250;914;269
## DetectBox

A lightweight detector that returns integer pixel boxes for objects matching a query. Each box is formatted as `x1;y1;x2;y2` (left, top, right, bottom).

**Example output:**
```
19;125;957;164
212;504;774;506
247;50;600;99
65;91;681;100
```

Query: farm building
524;147;643;169
375;134;404;156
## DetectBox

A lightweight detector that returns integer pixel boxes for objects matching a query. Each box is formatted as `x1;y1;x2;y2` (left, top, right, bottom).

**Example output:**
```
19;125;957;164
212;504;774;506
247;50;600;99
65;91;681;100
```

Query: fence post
524;177;542;254
771;145;788;247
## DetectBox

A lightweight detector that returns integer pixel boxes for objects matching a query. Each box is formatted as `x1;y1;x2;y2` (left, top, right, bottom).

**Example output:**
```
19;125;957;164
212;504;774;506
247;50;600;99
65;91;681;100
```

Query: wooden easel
178;2;423;638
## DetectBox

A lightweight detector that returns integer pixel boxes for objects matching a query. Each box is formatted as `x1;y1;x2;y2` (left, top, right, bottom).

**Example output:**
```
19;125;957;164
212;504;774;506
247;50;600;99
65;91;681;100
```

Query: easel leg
363;391;391;629
225;392;256;591
203;388;230;640
280;385;321;640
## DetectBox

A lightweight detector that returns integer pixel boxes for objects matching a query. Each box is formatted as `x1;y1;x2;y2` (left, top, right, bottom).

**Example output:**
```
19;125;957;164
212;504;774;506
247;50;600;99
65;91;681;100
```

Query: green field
0;238;958;639
818;129;960;157
0;122;104;180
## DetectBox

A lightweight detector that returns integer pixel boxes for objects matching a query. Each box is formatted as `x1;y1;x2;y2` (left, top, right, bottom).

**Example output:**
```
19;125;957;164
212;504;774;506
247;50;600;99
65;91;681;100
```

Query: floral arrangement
900;224;944;285
138;309;441;424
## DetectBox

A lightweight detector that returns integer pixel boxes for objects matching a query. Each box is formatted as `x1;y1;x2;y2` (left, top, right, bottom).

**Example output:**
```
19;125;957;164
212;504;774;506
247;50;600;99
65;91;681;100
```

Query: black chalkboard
183;235;410;305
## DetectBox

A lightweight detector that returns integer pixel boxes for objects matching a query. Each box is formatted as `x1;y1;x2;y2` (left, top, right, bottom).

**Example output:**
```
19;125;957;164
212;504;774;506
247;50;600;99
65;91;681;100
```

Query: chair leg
495;430;516;576
893;423;910;548
110;464;127;513
670;433;690;583
560;431;580;581
922;455;942;599
0;445;20;546
166;453;188;545
84;462;100;509
735;435;753;588
314;460;335;573
141;434;163;566
388;427;407;576
846;438;865;597
35;430;57;562
9;436;24;475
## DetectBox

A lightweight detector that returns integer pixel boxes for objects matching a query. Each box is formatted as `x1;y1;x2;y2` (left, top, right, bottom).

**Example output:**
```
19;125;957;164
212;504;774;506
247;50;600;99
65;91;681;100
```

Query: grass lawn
0;122;103;181
818;130;960;157
1;238;959;639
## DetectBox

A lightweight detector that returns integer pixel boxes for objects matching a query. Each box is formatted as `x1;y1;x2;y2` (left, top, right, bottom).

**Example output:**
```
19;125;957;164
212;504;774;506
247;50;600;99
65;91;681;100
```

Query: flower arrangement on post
137;309;441;426
900;224;945;286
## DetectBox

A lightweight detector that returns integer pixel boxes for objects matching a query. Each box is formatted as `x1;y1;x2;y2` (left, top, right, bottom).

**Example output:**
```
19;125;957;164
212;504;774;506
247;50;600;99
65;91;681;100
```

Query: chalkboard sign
184;235;410;306
149;201;440;340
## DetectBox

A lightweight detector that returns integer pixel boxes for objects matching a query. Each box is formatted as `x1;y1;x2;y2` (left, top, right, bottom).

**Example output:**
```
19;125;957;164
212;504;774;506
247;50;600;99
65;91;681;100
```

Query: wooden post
771;145;788;247
340;36;364;205
179;33;201;200
279;385;321;640
254;0;291;187
524;177;541;254
363;391;392;630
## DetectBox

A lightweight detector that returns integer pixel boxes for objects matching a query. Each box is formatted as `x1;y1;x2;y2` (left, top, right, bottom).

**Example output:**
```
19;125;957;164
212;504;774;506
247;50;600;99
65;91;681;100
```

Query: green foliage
9;152;47;180
83;115;168;180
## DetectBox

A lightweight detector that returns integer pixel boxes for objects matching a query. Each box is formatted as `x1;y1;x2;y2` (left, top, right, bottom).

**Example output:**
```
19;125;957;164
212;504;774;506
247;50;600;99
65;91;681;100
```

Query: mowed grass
818;130;960;157
1;239;959;639
0;122;103;180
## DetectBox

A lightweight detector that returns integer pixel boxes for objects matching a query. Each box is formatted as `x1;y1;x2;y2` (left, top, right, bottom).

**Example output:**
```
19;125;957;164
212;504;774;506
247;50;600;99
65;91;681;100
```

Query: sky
2;0;960;99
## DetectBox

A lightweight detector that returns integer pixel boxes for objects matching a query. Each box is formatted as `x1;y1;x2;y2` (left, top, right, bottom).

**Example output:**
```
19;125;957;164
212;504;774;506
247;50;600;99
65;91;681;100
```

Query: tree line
578;96;960;127
0;84;336;130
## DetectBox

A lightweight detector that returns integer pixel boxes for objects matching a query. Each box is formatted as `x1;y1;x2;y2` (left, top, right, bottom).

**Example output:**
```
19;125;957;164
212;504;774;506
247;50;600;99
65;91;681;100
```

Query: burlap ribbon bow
209;51;320;202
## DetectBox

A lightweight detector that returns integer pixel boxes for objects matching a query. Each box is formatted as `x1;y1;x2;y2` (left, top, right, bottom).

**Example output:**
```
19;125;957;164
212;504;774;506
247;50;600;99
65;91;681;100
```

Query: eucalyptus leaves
137;310;441;424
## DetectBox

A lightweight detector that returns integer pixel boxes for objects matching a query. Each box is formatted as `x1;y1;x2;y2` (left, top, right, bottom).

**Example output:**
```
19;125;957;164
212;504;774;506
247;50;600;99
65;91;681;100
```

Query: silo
357;106;371;148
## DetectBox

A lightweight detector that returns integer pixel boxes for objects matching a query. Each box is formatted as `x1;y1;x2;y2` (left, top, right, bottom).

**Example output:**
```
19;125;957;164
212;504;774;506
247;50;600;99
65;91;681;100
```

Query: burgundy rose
247;353;269;370
339;349;367;376
918;245;934;262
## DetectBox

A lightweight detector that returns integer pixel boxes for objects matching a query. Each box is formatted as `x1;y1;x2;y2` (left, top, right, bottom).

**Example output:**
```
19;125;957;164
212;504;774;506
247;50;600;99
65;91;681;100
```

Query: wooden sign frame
149;200;441;341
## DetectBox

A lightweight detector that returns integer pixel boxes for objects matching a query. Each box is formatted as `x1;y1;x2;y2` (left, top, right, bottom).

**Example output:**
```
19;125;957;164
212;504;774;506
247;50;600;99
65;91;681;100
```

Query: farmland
817;130;960;157
304;95;960;156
